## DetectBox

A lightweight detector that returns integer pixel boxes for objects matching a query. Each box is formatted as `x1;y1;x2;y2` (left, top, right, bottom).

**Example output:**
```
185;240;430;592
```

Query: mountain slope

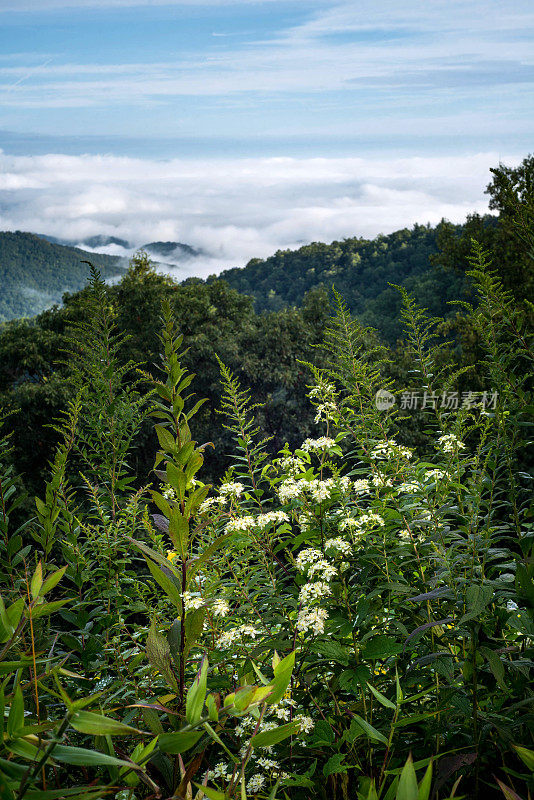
208;222;472;342
0;231;125;321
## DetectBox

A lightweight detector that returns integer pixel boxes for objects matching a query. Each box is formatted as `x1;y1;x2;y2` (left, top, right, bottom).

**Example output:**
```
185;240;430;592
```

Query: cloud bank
0;150;517;278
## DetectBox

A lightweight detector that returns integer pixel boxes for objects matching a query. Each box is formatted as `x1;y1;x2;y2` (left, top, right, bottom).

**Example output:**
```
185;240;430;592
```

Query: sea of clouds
0;150;518;279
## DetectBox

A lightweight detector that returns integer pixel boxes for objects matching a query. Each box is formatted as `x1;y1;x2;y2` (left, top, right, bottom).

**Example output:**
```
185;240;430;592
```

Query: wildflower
353;478;370;494
398;529;412;542
219;481;244;498
308;559;337;581
295;714;314;733
359;512;385;528
295;548;323;571
372;473;393;488
339;516;359;532
309;382;335;399
371;440;413;460
278;455;305;475
217;624;260;648
314;401;337;423
182;591;204;611
397;482;419;494
211;599;230;617
298;512;315;531
301;437;336;452
324;537;353;556
425;468;445;481
247;774;266;794
437;434;465;453
299;581;332;605
296;607;328;635
199;497;223;513
257;757;280;770
278;478;304;503
162;486;177;500
226;516;256;533
308;478;335;503
208;762;232;781
256;510;289;527
166;550;178;561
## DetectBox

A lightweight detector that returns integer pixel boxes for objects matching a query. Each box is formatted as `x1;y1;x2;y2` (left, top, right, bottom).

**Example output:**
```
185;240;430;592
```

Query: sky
0;0;532;275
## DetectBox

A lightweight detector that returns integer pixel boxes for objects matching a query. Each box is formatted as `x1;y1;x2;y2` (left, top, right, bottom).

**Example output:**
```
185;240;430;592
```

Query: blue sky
0;0;532;273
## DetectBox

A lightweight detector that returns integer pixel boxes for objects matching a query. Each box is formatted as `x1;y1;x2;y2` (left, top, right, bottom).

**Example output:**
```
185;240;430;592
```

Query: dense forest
0;231;124;321
0;157;532;800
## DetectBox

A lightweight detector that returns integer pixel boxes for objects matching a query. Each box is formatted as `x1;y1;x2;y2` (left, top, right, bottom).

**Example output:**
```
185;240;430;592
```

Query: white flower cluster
371;439;413;461
207;761;233;782
437;434;465;453
359;512;385;528
255;510;290;527
324;537;352;556
217;624;260;648
182;591;204;611
295;714;314;733
296;606;328;634
425;468;446;481
199;496;224;513
308;560;337;581
211;598;230;617
247;774;266;794
162;485;177;500
219;481;245;498
277;477;336;504
299;581;332;605
353;478;371;494
301;437;336;452
309;382;335;399
399;528;425;544
277;455;306;475
295;548;323;571
397;482;419;494
226;515;256;532
314;401;337;423
308;478;335;503
372;473;393;488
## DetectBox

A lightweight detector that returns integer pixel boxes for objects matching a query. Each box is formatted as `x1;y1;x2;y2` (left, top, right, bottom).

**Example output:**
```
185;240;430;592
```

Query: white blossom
277;478;304;503
353;478;371;494
425;469;445;481
211;599;230;617
219;481;244;498
308;560;337;581
371;439;413;460
301;437;336;452
247;774;266;793
314;401;337;423
295;548;323;571
372;473;393;488
325;537;353;556
397;482;419;494
359;512;385;528
226;516;256;533
296;607;328;635
278;455;305;476
199;497;223;513
299;581;332;605
437;434;465;453
256;510;290;527
182;591;204;611
295;714;314;733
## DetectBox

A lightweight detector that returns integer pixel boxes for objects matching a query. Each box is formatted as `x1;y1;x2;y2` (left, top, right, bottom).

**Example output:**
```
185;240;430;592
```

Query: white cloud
0;150;517;278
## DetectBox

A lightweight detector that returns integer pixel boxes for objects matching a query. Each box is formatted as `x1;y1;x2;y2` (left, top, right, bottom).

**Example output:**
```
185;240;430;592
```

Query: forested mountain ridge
0;230;124;321
207;220;487;342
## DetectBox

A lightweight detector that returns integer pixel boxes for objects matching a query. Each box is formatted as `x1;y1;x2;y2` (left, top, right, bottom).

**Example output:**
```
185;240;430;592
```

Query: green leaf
193;785;230;800
367;683;396;709
251;720;300;749
40;566;67;596
309;640;349;665
461;584;493;622
7;687;24;737
144;556;182;610
186;656;208;725
30;562;43;599
30;599;71;620
513;744;534;771
323;753;348;776
397;755;418;800
350;714;388;745
265;650;295;706
184;606;207;658
0;598;24;643
159;731;203;754
155;424;176;452
53;745;140;769
418;761;432;800
146;619;177;691
362;635;403;660
70;710;145;736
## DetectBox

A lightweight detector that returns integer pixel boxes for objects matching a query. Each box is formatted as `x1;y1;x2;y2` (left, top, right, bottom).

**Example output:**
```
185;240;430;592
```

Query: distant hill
208;222;474;343
0;231;125;321
143;241;200;259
